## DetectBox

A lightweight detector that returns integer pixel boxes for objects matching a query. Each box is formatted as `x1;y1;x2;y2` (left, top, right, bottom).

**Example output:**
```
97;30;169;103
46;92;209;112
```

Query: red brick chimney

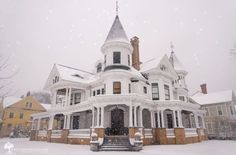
200;83;207;94
130;36;140;71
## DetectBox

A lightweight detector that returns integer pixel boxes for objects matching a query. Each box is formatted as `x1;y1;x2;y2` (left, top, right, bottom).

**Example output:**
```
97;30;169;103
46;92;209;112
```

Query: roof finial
116;1;119;16
170;41;174;53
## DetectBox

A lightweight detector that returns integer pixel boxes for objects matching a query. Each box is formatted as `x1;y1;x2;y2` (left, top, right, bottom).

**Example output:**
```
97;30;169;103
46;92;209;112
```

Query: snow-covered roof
56;64;97;84
140;56;162;72
192;90;234;105
105;15;129;44
2;96;21;108
169;52;185;71
40;103;51;110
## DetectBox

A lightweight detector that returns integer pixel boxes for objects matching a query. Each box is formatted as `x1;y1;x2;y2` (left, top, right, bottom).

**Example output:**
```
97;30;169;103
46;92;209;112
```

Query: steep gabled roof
44;64;98;89
56;64;93;83
140;55;178;79
105;15;129;43
192;90;235;105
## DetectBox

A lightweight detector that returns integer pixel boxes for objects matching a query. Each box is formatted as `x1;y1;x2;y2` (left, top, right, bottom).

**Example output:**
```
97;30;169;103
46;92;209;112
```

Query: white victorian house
30;14;207;151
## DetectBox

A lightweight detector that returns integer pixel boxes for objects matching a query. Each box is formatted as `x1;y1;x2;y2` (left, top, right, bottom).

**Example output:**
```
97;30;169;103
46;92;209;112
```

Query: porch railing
51;130;62;138
166;129;175;138
38;130;47;137
144;128;153;138
185;128;198;137
68;129;90;138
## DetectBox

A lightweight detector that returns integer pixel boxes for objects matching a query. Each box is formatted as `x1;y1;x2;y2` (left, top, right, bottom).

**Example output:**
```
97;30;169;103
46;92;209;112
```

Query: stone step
100;146;132;151
100;136;132;151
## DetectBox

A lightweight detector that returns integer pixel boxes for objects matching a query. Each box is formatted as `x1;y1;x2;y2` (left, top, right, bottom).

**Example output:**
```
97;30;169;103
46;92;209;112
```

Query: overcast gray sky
0;0;236;97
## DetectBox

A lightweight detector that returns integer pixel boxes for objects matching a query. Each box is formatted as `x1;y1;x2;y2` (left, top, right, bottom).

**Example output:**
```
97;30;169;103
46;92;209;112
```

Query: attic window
53;76;59;84
97;63;102;73
72;74;84;79
160;64;166;71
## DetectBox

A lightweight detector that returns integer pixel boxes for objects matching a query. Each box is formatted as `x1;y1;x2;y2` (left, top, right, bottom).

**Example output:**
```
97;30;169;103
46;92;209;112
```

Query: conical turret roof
105;15;129;43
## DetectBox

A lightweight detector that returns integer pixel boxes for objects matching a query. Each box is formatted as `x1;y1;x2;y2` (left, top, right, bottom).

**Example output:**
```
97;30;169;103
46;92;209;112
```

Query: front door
111;108;124;135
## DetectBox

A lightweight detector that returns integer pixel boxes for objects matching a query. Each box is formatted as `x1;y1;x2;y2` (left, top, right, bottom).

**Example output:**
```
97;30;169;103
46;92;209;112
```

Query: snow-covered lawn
0;138;235;155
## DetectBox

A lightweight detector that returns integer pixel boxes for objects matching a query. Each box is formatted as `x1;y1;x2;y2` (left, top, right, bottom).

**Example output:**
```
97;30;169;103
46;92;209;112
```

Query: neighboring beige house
192;84;236;139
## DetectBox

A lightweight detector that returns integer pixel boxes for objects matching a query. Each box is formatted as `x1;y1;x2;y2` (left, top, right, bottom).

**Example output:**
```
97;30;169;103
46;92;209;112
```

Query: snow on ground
0;138;236;155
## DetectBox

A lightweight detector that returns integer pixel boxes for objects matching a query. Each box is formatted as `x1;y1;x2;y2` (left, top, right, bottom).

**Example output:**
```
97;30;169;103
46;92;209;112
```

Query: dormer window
113;52;121;64
97;63;102;73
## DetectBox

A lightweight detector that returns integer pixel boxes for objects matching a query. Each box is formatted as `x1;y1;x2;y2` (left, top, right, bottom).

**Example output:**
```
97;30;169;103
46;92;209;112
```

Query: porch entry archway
108;107;127;135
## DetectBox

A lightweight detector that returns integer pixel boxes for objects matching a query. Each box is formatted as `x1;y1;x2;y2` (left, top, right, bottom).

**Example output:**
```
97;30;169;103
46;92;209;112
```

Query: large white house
30;14;207;151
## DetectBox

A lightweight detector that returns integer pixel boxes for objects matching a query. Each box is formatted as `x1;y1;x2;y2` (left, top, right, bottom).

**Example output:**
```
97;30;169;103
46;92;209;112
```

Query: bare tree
0;54;19;97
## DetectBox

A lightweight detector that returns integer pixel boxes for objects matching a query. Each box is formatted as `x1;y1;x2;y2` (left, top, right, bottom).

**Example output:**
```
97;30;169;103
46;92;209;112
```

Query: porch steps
100;136;132;151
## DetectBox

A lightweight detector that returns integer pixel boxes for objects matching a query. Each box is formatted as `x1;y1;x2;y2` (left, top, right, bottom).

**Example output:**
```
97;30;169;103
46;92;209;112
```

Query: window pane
152;83;159;100
113;52;121;64
164;85;170;100
113;82;121;94
74;93;81;104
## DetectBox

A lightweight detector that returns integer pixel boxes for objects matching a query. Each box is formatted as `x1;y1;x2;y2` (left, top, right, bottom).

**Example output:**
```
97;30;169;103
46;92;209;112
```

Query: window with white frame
74;93;81;104
164;84;170;100
128;83;131;93
151;83;159;100
128;55;130;66
179;96;185;101
205;107;209;116
113;52;121;64
96;63;102;73
143;86;147;94
113;82;121;94
230;106;235;115
217;106;223;116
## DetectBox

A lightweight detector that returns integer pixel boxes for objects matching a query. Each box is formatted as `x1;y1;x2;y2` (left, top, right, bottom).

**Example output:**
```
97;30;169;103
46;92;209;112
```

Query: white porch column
151;111;154;128
53;90;57;107
48;115;54;130
173;110;177;128
92;107;95;127
194;113;200;128
68;88;72;106
161;110;165;128
177;110;183;128
201;115;206;129
65;88;68;107
66;114;71;129
31;118;35;130
129;106;133;127
134;106;137;127
96;107;100;127
37;118;41;130
139;107;143;127
157;110;161;128
63;115;67;129
101;106;104;127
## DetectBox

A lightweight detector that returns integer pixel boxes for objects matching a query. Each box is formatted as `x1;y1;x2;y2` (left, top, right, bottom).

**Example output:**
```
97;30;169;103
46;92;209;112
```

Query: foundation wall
155;128;168;144
68;138;90;144
174;128;185;144
30;127;207;146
